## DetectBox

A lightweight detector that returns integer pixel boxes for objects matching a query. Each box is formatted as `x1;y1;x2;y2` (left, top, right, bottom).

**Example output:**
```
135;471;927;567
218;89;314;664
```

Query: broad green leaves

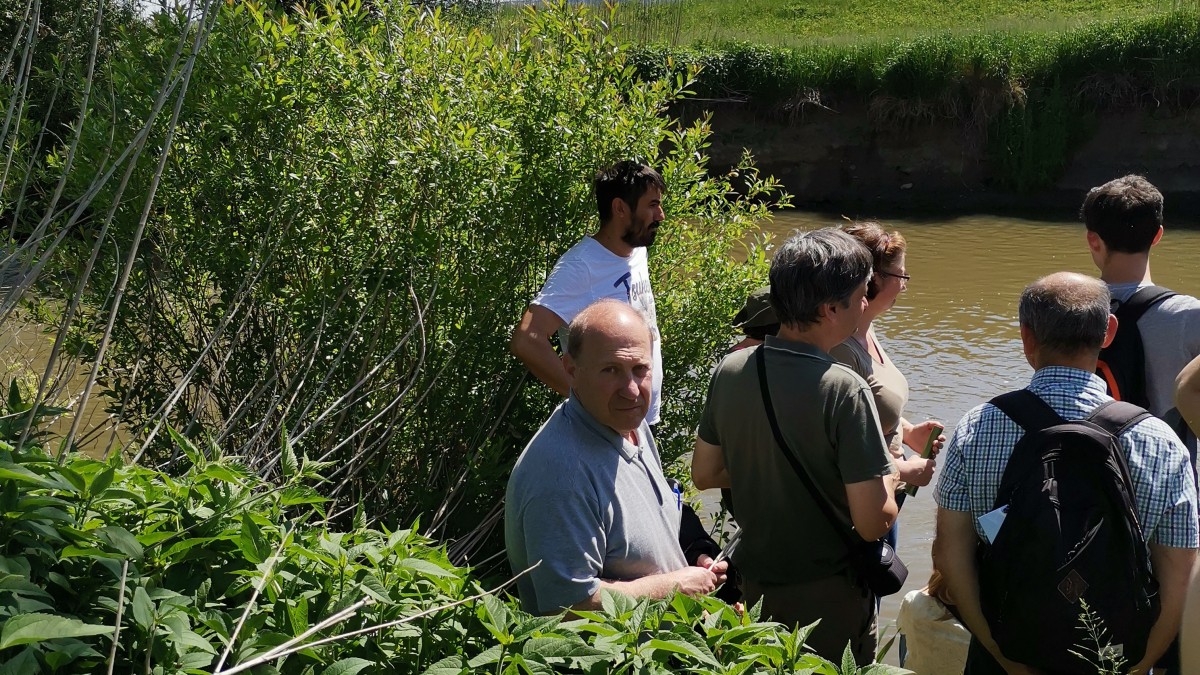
0;614;111;651
0;438;495;674
0;418;894;675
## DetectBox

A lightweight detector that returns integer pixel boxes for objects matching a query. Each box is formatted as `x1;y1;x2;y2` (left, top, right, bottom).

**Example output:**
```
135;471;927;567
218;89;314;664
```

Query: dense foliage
0;387;906;674
2;0;785;562
629;10;1200;189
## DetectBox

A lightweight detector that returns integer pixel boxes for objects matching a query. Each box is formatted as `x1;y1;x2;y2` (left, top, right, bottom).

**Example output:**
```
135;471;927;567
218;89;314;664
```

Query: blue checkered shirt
935;366;1199;548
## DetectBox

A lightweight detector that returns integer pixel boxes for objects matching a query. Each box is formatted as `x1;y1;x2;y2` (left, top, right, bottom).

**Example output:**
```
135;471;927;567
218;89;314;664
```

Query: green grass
629;11;1200;102
485;2;1200;190
601;0;1200;47
493;0;1200;47
618;9;1200;190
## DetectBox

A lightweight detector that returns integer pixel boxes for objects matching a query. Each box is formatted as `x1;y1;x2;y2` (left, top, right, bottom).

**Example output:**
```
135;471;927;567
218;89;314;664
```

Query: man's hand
1134;544;1197;669
897;455;937;487
581;562;724;611
695;554;729;585
667;566;719;596
905;419;947;458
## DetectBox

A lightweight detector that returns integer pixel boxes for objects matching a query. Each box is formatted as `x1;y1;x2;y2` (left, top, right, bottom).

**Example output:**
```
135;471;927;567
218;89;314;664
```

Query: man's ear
563;352;577;378
1101;313;1118;349
610;196;630;223
1086;230;1104;255
1151;225;1164;247
1019;323;1038;368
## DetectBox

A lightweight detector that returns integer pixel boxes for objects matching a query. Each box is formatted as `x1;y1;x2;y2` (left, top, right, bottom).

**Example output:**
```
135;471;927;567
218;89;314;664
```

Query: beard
621;217;662;248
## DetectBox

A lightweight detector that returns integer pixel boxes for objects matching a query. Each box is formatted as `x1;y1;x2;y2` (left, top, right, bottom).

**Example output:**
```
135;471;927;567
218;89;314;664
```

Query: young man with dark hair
691;228;899;665
510;160;667;424
1082;175;1200;460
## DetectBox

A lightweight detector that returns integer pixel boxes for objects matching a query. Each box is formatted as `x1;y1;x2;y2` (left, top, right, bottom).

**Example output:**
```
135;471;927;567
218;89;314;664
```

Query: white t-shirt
532;236;663;424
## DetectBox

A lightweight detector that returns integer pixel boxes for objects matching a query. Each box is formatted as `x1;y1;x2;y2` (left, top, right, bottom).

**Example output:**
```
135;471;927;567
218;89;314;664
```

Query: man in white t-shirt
509;161;666;424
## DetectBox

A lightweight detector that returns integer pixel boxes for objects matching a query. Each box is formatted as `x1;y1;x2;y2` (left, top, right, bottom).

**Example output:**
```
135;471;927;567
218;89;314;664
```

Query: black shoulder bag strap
987;390;1065;511
988;389;1063;435
990;390;1150;439
1116;285;1176;324
988;390;1152;512
1085;399;1154;536
755;345;860;552
1086;399;1153;437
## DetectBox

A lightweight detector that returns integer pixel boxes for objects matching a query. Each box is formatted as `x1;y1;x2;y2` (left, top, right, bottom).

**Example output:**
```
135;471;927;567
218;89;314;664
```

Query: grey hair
565;299;650;359
769;228;873;328
1018;272;1112;355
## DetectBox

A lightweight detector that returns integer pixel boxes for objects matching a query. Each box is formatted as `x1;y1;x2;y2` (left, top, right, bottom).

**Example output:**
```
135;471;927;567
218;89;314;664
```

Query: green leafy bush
4;0;785;559
0;384;480;673
0;390;902;674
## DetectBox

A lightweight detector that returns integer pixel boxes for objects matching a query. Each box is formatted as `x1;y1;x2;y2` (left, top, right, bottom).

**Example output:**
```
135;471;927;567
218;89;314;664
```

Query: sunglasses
876;270;911;281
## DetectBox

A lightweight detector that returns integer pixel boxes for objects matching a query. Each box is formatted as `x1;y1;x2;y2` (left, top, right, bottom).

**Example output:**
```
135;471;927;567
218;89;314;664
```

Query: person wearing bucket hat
730;286;781;352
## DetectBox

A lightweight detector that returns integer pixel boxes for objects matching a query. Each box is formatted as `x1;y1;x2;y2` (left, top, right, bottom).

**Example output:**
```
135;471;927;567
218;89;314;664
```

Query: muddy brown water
0;318;127;457
699;211;1200;657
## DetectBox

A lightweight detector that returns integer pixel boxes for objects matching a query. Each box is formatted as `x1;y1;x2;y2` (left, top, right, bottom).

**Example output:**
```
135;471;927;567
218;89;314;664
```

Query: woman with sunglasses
829;222;945;558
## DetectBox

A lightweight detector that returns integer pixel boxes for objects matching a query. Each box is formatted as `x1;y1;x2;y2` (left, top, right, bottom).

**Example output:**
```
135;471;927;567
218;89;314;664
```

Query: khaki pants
743;574;877;665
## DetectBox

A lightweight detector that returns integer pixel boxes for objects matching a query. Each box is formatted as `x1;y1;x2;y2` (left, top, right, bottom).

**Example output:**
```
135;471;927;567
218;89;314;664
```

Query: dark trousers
965;632;1179;674
964;638;1006;675
964;637;1155;675
743;574;876;665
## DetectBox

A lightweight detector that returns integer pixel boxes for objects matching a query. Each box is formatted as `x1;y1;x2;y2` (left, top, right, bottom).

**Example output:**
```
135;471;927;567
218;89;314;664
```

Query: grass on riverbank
497;0;1200;47
630;10;1200;104
626;9;1200;190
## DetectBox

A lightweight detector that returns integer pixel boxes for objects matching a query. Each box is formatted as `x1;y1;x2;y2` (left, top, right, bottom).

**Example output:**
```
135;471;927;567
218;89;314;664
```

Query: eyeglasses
877;270;911;281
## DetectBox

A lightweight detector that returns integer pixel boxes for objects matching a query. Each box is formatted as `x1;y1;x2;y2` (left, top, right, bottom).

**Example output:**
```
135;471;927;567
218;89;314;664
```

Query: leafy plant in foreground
0;408;905;673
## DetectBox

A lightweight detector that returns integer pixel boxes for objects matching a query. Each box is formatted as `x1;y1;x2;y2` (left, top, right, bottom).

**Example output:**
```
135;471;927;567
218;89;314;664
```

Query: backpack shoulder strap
1115;285;1176;324
988;389;1065;434
987;390;1064;511
1085;399;1153;438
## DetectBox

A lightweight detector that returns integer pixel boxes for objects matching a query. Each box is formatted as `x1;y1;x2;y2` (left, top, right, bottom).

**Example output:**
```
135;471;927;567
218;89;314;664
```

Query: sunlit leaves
0;613;111;651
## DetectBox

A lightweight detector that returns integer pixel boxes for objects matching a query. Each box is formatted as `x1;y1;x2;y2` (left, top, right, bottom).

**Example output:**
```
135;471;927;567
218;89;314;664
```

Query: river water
698;210;1200;654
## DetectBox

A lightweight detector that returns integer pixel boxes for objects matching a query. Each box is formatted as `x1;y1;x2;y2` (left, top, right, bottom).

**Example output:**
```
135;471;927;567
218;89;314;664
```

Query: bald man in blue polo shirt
505;300;728;614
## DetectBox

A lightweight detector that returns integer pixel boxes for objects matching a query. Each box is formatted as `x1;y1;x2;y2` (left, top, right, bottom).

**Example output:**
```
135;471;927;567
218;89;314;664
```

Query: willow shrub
0;392;895;674
12;0;785;558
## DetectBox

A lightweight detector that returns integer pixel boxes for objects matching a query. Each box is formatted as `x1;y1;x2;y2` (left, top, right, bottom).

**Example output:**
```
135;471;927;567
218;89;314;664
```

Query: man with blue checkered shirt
934;272;1198;675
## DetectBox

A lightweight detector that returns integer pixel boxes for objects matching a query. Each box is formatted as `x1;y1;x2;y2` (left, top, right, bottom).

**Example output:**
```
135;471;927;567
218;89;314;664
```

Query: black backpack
978;390;1160;673
1096;285;1176;408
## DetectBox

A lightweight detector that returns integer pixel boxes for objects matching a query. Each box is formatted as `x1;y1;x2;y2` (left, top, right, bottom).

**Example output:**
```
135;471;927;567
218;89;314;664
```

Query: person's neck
853;317;878;345
1099;253;1152;285
775;322;844;354
592;225;633;258
862;300;887;325
1032;351;1099;373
